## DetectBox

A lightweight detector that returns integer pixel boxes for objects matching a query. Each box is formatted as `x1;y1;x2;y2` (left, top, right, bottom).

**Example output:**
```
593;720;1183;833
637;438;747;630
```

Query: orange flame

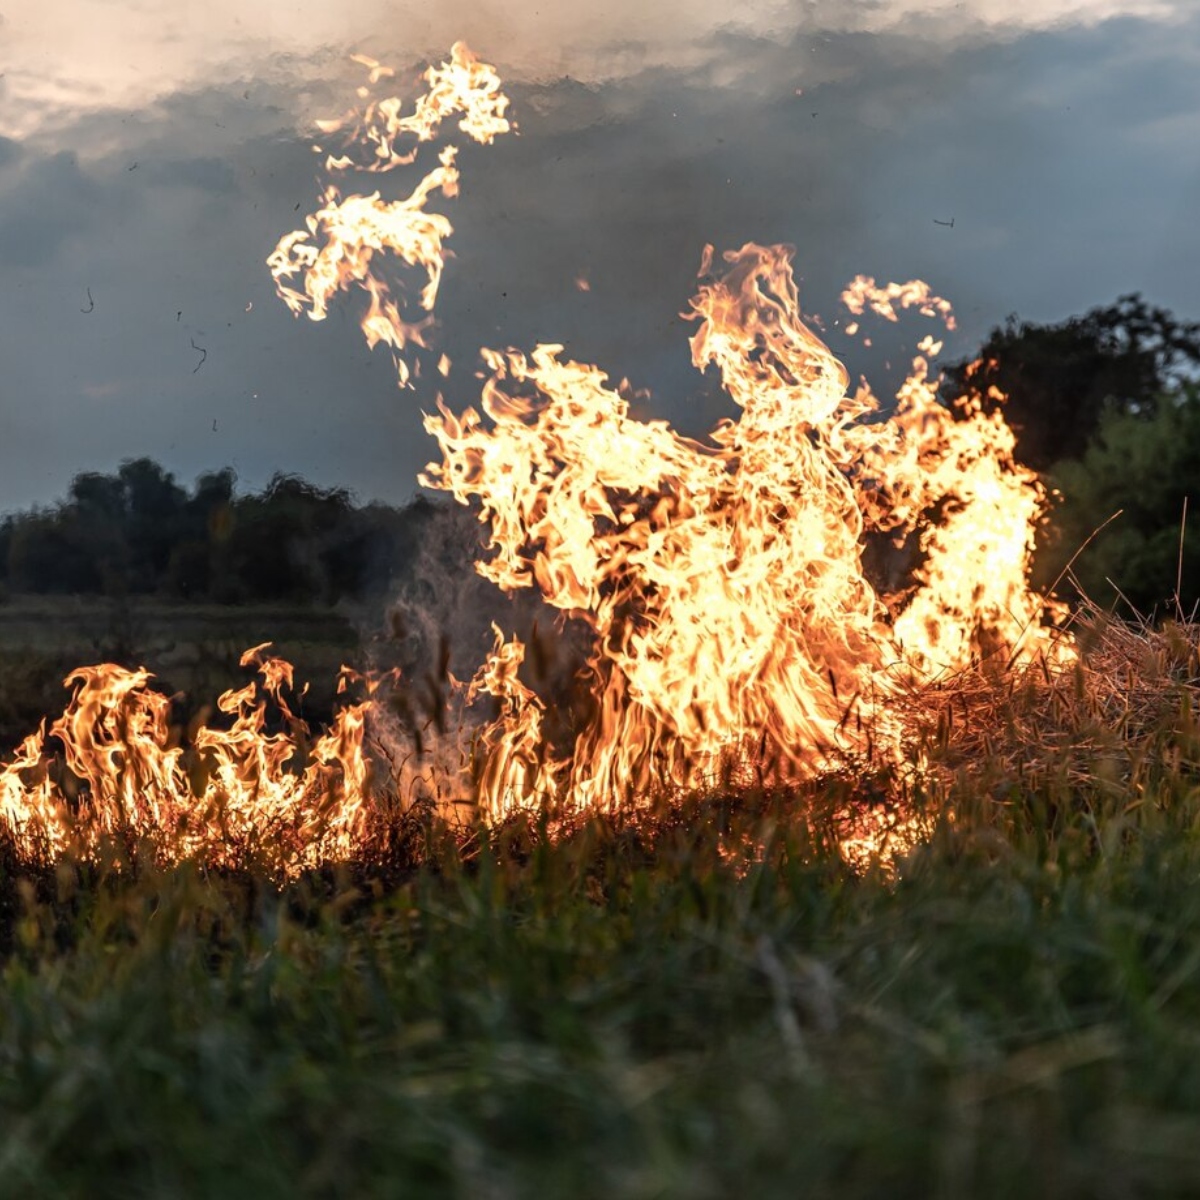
267;42;514;386
0;648;372;873
0;45;1072;870
422;243;1067;818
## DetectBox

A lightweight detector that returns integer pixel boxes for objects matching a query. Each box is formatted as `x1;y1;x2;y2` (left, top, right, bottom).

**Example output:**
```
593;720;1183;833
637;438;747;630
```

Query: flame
0;45;1072;871
0;647;373;873
841;275;956;330
267;42;514;387
319;45;512;173
422;243;1066;819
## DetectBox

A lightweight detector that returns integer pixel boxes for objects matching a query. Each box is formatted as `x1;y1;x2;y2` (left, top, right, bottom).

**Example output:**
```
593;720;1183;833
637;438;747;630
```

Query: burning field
10;39;1200;1199
0;43;1149;877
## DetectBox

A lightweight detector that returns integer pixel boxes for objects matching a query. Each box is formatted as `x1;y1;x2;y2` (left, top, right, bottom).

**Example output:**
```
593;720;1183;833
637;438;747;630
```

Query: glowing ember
0;44;1070;871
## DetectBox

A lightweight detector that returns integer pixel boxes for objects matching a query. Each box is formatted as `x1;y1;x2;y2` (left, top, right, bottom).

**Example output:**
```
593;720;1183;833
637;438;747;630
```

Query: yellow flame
422;243;1067;819
1;45;1072;871
267;43;514;387
0;650;372;873
320;43;512;174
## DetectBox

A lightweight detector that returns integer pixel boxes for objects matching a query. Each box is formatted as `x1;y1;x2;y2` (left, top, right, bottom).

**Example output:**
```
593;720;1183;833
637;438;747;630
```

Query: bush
1037;384;1200;613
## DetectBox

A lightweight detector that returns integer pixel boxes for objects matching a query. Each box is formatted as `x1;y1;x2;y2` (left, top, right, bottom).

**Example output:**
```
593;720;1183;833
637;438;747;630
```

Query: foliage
0;460;439;606
1036;385;1200;612
941;293;1200;611
944;294;1200;472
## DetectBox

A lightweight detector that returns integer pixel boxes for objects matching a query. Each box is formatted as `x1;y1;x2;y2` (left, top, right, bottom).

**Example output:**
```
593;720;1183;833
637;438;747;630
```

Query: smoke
363;497;595;809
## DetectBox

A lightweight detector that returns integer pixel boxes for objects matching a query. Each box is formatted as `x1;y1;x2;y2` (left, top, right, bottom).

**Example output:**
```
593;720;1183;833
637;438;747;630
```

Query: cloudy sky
0;0;1197;512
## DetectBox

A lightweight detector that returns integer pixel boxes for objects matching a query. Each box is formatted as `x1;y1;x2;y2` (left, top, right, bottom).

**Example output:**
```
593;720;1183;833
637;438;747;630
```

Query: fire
266;42;513;386
423;243;1065;819
0;647;372;872
0;44;1071;870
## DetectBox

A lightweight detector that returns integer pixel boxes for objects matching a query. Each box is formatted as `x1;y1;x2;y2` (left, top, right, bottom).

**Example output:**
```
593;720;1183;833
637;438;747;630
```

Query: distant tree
61;458;189;594
191;468;237;533
1036;384;1200;612
0;459;439;605
68;471;131;592
225;474;363;604
943;295;1200;472
0;516;14;597
6;510;101;594
165;468;236;599
117;458;188;591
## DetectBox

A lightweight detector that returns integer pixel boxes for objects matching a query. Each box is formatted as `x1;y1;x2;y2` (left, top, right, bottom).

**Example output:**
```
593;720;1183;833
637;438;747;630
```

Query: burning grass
3;622;1200;1196
0;602;1196;881
6;41;1200;1190
909;603;1200;821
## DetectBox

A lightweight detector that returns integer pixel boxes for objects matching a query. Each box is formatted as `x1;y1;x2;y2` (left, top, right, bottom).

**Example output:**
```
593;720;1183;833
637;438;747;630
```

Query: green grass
4;612;1200;1197
3;772;1200;1198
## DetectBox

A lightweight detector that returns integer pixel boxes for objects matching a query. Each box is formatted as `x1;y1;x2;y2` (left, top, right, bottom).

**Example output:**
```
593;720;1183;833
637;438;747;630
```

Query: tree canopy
942;294;1200;472
0;460;436;606
1036;384;1200;614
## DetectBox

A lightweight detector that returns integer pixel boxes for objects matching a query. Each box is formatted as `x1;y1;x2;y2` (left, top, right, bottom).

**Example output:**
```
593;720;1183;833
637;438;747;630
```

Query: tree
225;474;362;604
0;459;439;605
60;458;189;595
943;295;1200;472
68;471;131;593
6;510;101;594
1036;385;1200;612
164;469;236;599
117;458;188;592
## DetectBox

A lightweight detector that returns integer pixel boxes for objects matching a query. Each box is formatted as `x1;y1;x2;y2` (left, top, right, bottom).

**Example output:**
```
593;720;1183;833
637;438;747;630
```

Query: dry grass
896;604;1200;815
10;600;1200;880
4;610;1200;1195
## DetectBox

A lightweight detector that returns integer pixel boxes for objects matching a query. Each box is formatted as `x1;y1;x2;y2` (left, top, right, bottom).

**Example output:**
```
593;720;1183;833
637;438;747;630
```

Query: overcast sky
1;0;1197;512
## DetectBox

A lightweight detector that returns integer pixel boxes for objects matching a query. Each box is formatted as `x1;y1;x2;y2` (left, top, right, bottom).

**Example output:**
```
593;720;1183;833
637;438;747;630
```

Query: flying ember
0;43;1069;871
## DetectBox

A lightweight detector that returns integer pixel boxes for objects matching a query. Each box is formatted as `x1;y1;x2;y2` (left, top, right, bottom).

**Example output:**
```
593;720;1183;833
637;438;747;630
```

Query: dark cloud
0;11;1197;512
140;155;239;194
0;150;117;267
0;136;19;170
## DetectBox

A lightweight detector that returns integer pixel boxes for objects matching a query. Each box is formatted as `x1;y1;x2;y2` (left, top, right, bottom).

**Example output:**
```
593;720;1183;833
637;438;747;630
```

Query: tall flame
0;44;1070;870
423;243;1065;818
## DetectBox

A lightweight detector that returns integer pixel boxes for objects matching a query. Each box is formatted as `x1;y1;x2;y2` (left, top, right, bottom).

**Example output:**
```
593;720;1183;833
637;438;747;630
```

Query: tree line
0;463;439;606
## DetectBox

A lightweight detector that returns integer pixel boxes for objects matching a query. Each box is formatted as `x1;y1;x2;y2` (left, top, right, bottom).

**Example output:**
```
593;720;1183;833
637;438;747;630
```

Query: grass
3;614;1200;1196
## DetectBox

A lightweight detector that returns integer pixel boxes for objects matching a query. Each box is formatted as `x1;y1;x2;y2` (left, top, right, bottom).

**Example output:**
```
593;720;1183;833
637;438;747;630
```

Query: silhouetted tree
6;510;100;594
118;458;188;591
0;517;11;597
225;474;357;603
165;468;236;598
944;295;1200;472
0;459;449;605
68;471;131;592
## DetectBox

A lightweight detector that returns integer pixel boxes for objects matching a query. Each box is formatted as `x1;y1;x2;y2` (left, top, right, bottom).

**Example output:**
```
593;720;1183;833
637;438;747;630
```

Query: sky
0;0;1197;512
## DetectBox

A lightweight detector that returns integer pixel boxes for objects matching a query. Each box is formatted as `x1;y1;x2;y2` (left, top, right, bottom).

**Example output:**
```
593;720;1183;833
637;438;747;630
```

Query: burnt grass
4;629;1200;1196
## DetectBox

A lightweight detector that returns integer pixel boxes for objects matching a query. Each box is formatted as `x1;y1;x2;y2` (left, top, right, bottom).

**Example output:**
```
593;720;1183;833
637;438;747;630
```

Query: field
0;596;362;750
3;611;1200;1196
